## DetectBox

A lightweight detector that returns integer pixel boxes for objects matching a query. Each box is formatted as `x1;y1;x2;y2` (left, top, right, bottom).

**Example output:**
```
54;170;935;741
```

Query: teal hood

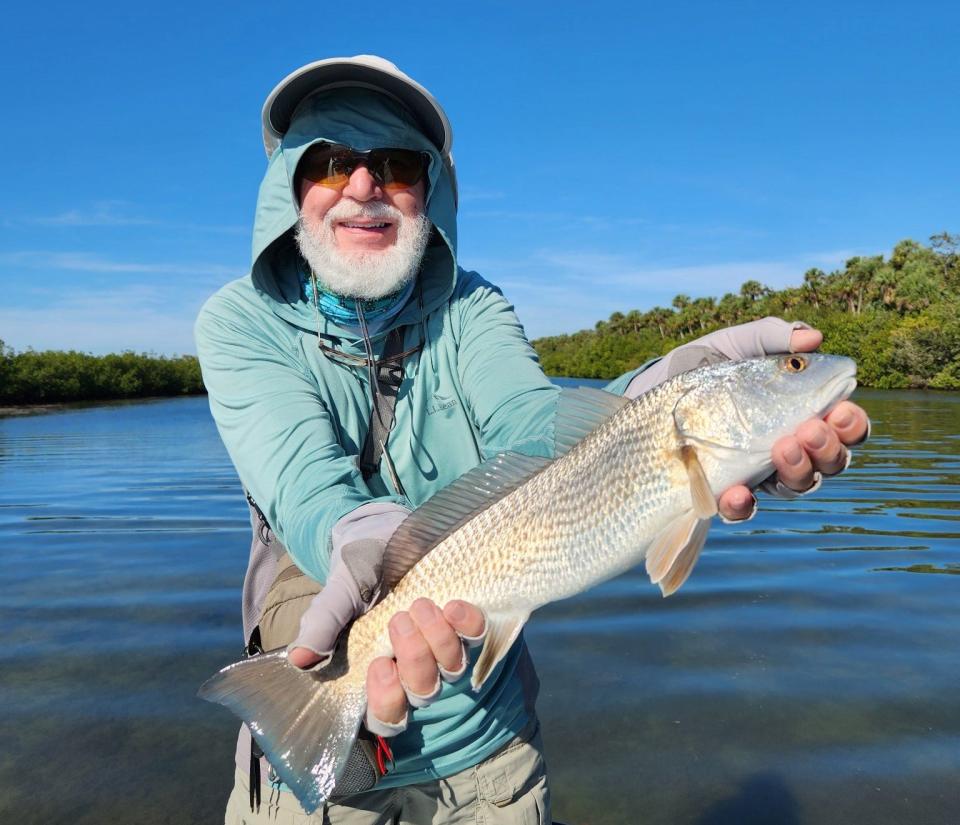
249;88;460;339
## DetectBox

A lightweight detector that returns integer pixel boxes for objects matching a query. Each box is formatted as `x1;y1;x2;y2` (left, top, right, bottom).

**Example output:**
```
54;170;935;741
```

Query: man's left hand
717;327;869;521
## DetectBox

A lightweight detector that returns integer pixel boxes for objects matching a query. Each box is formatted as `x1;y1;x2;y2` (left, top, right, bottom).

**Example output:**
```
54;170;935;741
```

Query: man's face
298;166;425;253
295;160;430;301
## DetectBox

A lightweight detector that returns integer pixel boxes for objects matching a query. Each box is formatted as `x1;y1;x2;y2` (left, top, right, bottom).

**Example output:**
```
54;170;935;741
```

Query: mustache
323;201;404;225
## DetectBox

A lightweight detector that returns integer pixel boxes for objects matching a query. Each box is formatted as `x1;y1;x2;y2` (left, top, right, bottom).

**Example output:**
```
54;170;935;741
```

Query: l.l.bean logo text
426;398;458;416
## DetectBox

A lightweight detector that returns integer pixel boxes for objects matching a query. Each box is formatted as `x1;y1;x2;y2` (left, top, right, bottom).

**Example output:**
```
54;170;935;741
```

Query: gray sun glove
624;316;823;503
289;503;409;667
289;538;388;667
624;316;811;399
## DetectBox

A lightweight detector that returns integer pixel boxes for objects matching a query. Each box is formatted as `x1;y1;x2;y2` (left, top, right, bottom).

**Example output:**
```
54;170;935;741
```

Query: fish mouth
816;361;858;417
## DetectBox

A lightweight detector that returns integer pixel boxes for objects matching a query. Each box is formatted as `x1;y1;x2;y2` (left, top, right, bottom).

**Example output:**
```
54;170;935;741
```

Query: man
196;56;869;824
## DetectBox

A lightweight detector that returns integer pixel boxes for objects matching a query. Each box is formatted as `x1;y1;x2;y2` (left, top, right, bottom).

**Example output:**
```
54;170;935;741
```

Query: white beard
295;201;432;300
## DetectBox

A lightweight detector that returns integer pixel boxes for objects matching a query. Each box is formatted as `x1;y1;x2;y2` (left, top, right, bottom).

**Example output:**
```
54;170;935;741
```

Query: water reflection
873;563;960;576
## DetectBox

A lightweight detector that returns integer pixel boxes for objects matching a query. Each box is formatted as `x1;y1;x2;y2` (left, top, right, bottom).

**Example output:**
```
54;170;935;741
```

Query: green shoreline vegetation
0;348;204;406
2;234;957;406
532;233;960;389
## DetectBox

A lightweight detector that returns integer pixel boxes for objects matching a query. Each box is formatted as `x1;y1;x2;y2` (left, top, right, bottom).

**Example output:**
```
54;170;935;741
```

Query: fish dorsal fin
382;452;552;591
553;387;631;457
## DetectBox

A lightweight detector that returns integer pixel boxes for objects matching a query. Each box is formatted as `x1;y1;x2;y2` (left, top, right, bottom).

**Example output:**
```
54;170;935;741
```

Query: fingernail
808;428;827;449
410;599;437;626
372;659;395;685
393;613;416;636
833;410;853;428
446;601;466;622
784;443;804;466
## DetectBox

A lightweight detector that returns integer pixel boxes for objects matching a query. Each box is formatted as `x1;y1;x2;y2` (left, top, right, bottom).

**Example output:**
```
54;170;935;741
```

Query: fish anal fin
471;612;529;691
681;445;718;519
645;511;711;597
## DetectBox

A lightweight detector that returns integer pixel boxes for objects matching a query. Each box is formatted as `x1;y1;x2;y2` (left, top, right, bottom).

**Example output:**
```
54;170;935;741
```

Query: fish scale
200;353;858;813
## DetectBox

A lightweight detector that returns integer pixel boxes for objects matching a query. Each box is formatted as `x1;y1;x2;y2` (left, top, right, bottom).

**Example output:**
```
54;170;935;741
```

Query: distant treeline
4;233;958;405
533;233;960;389
0;346;204;405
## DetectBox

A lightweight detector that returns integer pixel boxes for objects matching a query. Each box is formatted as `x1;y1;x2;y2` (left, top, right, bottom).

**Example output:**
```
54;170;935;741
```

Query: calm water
1;390;958;824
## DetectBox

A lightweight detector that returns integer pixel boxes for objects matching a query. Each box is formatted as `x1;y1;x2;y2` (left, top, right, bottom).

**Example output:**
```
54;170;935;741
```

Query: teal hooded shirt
196;88;573;787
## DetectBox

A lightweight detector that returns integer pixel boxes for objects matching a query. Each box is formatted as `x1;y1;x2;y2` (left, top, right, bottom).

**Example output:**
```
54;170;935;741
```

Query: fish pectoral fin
471;612;529;692
645;511;711;597
681;445;719;519
658;518;710;596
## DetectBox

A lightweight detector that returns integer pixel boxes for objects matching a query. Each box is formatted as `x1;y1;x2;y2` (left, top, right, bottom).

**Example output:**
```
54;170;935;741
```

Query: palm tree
646;306;671;339
802;268;824;309
739;280;770;303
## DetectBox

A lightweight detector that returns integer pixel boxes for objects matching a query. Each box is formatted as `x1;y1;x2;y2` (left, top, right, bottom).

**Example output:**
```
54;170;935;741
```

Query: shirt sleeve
195;293;405;583
604;357;664;397
452;271;560;459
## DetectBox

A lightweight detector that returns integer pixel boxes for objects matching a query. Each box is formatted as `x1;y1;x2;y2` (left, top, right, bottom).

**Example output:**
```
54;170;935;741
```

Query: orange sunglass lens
316;172;350;189
299;145;425;190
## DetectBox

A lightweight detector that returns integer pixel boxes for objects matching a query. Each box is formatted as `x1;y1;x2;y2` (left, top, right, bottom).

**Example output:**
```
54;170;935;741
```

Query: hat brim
262;57;451;159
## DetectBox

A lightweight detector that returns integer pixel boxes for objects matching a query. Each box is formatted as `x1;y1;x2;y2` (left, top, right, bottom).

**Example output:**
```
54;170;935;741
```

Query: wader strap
359;327;407;481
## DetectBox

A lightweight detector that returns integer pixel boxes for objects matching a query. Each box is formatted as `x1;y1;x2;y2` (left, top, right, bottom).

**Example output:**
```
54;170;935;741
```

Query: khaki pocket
258;552;323;651
475;726;550;825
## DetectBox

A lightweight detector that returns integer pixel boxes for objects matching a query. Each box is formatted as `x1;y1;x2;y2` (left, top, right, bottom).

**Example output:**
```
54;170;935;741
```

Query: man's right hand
290;593;486;734
364;599;487;728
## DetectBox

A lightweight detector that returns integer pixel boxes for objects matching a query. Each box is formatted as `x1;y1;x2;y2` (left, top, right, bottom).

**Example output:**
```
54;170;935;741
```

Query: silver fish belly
200;353;858;812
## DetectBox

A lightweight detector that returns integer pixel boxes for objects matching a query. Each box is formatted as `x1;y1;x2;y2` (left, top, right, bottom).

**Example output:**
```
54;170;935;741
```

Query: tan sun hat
261;55;453;160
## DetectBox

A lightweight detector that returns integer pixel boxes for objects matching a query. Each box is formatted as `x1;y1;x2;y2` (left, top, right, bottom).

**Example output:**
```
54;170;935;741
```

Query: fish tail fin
198;651;366;813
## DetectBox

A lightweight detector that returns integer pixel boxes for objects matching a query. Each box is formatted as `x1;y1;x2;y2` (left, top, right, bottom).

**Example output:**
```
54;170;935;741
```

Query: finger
789;328;823;352
718;485;758;522
795;418;848;476
288;647;322;669
824;401;870;446
409;598;466;674
389;611;440;697
288;564;364;668
442;600;486;639
771;434;817;491
366;656;407;727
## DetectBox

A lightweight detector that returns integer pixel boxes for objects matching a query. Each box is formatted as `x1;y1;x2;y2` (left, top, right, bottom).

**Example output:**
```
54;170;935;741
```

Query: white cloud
0;250;240;279
13;201;247;235
0;284;206;355
26;200;157;227
461;246;867;338
457;188;506;203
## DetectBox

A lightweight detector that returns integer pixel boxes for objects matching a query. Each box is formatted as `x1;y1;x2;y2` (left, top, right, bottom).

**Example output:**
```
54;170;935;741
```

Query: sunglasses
298;143;429;191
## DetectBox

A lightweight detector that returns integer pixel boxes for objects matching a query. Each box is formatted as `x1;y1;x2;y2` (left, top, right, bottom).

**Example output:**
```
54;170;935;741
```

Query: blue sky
1;1;956;354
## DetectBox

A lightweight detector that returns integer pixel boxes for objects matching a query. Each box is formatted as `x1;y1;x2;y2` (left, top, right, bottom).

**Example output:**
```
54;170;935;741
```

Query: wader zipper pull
246;626;265;812
249;738;264;812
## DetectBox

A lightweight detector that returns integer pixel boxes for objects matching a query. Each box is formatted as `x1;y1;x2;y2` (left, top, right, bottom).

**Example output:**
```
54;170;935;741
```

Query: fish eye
781;355;808;373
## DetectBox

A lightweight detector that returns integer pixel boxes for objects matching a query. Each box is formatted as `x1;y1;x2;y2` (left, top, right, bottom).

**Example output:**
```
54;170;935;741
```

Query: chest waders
242;327;408;812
